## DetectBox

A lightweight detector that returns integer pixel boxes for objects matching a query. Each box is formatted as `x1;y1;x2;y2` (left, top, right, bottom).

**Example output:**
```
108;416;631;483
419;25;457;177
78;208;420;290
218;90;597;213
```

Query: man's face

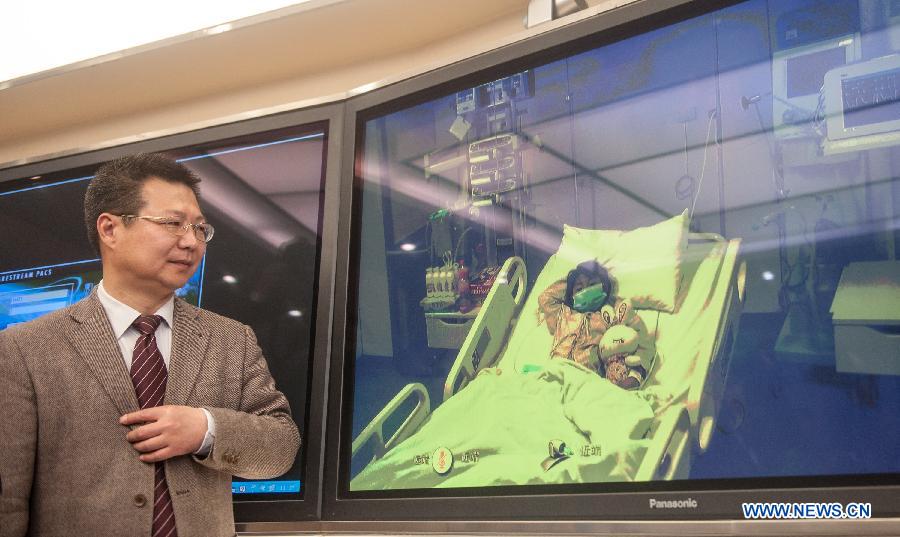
106;177;206;297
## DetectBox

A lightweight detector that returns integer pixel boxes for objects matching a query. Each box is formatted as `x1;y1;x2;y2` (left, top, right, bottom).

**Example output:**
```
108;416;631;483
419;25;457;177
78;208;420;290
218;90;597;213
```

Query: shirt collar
97;280;175;339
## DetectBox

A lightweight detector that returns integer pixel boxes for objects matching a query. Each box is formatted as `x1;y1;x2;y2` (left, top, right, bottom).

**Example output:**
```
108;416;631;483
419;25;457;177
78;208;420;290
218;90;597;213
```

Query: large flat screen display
0;124;326;500
341;0;900;509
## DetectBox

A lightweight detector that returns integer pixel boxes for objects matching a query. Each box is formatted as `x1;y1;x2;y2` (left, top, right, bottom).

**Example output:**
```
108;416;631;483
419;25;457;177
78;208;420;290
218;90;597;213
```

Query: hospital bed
351;231;745;487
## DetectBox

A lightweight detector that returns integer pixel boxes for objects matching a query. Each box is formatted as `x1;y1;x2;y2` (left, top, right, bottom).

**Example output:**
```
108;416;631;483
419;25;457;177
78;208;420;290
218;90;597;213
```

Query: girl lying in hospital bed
349;260;659;490
350;211;742;489
538;260;655;390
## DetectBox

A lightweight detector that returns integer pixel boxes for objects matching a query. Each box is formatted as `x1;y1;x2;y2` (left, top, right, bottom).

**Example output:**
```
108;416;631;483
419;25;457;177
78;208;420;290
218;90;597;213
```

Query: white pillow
555;210;689;312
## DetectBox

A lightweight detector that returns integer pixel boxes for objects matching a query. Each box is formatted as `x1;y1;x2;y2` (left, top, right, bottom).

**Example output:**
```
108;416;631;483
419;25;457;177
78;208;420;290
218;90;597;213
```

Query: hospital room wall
568;0;898;313
566;11;720;228
696;0;783;312
357;118;394;358
356;0;900;341
363;12;719;222
534;1;781;311
715;0;900;312
355;1;783;316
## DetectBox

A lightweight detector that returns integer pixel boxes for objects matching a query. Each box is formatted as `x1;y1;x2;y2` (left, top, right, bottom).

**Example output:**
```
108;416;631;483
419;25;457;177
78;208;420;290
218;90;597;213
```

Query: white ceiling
0;0;527;146
0;0;320;84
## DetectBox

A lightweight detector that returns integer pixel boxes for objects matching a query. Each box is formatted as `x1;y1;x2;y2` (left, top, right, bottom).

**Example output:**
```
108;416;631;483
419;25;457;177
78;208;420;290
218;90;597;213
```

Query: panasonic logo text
649;498;698;509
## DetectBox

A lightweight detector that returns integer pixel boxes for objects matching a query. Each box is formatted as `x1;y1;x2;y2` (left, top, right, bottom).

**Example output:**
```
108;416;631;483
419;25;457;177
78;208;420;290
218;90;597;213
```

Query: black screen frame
0;102;344;526
321;0;900;524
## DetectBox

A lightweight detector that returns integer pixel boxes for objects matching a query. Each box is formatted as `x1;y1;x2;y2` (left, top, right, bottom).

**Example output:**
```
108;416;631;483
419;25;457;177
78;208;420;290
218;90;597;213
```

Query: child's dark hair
564;260;612;308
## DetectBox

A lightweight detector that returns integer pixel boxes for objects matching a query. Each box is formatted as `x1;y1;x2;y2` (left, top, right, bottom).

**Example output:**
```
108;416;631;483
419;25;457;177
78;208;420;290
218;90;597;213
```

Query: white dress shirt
97;281;215;455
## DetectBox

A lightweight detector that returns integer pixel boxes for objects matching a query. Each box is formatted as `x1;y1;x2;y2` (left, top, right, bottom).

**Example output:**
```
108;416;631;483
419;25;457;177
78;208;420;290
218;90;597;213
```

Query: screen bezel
321;0;900;523
0;102;344;525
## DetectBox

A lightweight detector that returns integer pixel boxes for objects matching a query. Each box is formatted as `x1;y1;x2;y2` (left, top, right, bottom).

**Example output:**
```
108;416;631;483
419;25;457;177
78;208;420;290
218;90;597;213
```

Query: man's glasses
118;214;215;243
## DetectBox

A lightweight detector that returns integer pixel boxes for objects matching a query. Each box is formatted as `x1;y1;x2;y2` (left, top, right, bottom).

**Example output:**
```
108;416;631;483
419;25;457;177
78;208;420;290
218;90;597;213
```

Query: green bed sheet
350;360;654;490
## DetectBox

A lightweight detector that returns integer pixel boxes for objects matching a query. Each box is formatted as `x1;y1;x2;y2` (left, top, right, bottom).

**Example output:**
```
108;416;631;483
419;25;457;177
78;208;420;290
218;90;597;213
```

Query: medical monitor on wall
770;0;861;139
824;53;900;141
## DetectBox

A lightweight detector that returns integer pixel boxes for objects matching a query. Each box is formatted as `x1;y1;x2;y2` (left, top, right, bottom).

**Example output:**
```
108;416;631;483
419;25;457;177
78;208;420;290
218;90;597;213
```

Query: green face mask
571;283;608;313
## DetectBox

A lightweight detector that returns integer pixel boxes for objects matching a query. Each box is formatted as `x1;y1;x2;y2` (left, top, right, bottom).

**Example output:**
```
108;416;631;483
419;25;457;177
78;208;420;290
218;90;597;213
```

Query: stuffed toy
598;300;655;390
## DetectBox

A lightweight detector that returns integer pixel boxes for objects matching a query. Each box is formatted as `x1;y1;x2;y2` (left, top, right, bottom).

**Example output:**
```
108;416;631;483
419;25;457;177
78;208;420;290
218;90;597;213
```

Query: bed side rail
635;405;691;481
686;237;745;452
350;382;431;464
687;231;726;243
443;256;527;401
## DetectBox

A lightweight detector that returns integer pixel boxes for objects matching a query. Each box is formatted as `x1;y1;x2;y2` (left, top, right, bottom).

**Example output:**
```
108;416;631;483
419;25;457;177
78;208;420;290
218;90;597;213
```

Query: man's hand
120;405;208;463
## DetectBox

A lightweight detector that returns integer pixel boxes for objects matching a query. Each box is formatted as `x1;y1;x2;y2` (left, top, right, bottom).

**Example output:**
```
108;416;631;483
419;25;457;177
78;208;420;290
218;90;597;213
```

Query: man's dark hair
564;260;613;308
84;153;201;254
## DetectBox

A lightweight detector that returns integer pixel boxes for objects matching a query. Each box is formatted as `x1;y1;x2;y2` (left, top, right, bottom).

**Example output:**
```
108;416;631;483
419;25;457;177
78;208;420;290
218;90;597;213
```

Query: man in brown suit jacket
0;154;300;536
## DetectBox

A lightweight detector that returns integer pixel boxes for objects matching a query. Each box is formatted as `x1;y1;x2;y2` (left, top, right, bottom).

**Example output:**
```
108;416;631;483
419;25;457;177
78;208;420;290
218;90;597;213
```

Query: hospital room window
343;0;900;495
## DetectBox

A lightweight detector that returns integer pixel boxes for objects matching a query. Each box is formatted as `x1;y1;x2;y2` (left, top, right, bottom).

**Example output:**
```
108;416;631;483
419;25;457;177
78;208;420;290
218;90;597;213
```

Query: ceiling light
0;1;313;84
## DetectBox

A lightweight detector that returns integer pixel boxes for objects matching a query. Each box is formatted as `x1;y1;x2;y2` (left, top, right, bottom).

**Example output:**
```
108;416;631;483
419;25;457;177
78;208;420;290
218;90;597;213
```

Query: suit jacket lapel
67;291;140;417
166;298;210;406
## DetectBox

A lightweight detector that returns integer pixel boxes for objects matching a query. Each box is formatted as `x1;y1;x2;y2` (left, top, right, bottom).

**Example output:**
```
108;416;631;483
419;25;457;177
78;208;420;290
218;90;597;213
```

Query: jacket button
133;494;147;507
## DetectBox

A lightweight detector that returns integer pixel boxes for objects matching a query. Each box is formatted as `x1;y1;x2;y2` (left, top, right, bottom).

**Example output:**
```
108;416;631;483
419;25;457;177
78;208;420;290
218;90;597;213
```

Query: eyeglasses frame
116;214;215;243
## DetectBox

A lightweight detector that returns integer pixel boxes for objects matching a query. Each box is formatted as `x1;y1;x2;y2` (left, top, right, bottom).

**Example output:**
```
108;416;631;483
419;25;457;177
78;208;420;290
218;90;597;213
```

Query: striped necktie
130;315;178;537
